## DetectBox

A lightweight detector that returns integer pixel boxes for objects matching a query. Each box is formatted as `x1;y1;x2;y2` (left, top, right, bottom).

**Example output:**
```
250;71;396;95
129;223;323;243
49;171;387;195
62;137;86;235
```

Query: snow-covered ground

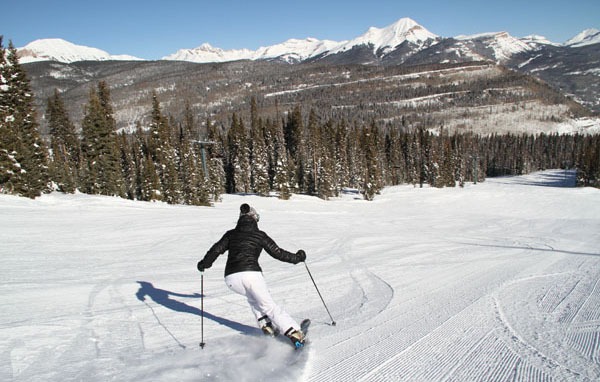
1;170;599;381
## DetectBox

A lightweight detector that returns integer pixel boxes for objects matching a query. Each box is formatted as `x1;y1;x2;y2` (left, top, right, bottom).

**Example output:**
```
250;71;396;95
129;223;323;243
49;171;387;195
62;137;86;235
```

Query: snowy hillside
455;32;532;62
17;38;142;64
1;170;599;381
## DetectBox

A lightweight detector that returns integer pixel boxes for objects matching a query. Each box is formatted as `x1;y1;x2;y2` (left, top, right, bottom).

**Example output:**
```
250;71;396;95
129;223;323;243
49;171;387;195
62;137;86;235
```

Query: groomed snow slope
1;170;599;381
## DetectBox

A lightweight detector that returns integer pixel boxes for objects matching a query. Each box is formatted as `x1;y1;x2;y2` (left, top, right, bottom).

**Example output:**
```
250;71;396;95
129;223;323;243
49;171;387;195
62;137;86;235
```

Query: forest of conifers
2;39;599;203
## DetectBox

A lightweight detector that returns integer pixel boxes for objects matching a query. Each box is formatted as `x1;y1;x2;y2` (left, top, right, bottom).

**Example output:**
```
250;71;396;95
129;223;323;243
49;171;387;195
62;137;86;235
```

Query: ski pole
200;271;206;348
304;262;336;326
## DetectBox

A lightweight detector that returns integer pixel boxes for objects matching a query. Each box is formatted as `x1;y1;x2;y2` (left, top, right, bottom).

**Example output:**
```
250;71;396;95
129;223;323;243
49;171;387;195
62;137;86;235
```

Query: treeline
2;38;599;202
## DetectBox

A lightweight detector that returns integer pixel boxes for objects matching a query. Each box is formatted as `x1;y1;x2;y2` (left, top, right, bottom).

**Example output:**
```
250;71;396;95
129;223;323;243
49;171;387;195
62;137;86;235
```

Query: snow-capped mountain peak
252;37;341;63
17;38;142;63
330;17;438;55
162;43;254;63
565;28;600;47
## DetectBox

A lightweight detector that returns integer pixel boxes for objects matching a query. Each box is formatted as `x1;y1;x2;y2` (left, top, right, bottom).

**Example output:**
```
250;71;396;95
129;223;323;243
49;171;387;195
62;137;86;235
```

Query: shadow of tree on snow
491;170;577;188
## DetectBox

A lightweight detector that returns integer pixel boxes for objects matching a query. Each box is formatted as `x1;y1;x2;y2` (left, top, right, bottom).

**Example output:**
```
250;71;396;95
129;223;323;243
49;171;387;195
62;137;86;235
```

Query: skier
197;203;307;347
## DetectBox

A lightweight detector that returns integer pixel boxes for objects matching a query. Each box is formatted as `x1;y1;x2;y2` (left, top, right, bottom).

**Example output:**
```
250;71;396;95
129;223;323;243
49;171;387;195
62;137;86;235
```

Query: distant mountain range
16;18;600;65
16;18;600;113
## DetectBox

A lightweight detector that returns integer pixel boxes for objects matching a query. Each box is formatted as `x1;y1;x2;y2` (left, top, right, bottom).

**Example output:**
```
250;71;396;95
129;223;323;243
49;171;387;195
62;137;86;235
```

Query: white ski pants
224;271;300;333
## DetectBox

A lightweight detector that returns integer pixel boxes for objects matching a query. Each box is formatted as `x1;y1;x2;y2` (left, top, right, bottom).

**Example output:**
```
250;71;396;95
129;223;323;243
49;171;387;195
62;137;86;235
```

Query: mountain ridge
17;18;599;64
15;17;600;115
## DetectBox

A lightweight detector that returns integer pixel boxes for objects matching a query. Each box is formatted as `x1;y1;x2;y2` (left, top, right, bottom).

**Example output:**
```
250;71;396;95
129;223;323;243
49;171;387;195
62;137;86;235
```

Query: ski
301;318;311;336
294;319;311;350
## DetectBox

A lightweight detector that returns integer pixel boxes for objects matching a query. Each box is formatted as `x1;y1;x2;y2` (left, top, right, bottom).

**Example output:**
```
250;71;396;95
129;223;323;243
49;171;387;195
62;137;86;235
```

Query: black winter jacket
201;215;302;276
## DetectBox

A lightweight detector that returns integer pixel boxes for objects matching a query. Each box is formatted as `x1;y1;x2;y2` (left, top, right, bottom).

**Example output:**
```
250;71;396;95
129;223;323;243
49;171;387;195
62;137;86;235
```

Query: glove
296;250;306;263
197;260;206;272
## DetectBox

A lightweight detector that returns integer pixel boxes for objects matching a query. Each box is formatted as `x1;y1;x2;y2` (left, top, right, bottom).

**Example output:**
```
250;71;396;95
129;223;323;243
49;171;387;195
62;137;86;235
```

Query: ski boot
258;315;278;337
285;327;305;349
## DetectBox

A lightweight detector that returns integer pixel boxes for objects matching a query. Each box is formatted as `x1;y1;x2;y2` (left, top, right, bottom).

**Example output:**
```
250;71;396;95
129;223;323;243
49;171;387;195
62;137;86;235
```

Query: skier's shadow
135;281;259;335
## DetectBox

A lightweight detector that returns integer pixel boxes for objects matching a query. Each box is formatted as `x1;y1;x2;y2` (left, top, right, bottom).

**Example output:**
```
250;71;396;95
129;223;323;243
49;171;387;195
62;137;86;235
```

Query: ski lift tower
471;154;479;184
194;138;215;180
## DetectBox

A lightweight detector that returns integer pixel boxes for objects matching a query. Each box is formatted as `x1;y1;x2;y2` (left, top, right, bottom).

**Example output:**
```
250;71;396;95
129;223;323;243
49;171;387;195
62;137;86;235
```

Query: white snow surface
2;170;600;381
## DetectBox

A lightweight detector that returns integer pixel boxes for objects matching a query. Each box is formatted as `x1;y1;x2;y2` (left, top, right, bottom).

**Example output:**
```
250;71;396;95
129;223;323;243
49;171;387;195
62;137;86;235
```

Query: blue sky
4;0;599;60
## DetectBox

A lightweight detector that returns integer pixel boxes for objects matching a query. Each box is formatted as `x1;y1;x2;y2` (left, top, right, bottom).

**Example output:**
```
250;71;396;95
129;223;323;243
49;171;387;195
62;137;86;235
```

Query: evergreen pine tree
0;37;21;193
99;82;126;197
405;130;420;186
362;123;380;201
315;120;336;199
263;117;277;189
141;154;162;201
249;97;270;196
227;113;251;193
346;124;364;191
205;118;226;202
385;127;405;185
429;132;442;187
440;136;456;187
147;92;182;204
182;140;209;206
46;89;80;193
251;117;270;196
80;82;123;196
272;118;292;199
334;120;350;193
0;40;50;197
303;109;319;195
115;132;139;199
418;128;430;188
284;105;303;161
129;124;146;200
178;104;210;206
178;105;197;204
208;156;226;202
453;133;467;187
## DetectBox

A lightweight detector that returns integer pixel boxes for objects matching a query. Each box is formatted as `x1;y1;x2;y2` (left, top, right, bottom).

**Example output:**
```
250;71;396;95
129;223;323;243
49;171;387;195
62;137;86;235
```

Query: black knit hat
240;203;260;222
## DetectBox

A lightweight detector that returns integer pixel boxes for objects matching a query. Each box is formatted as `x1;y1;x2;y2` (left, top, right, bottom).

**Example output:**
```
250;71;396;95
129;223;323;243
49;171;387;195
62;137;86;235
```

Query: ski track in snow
1;170;600;381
